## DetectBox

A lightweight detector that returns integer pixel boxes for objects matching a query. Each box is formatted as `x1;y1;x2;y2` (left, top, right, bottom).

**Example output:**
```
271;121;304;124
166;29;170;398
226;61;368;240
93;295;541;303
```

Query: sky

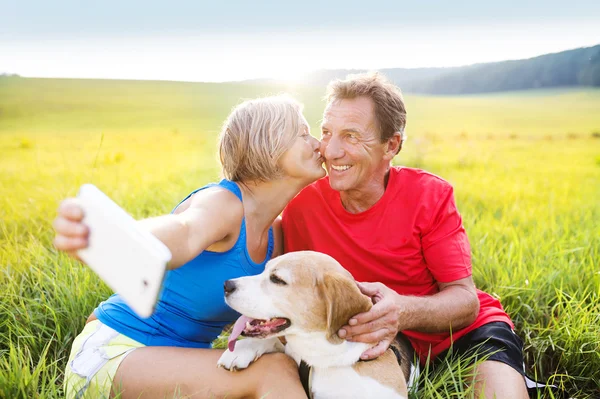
2;0;600;82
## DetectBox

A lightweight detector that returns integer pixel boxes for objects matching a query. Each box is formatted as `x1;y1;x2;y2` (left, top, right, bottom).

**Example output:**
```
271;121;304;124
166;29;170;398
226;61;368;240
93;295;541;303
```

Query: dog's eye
270;274;287;285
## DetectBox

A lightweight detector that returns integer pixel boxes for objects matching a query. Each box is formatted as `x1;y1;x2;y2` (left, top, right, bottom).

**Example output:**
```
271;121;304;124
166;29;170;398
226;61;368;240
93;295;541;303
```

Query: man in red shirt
282;73;532;398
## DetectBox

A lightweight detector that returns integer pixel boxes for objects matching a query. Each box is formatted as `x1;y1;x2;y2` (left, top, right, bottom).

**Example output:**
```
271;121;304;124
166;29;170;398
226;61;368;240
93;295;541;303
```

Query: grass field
1;76;599;398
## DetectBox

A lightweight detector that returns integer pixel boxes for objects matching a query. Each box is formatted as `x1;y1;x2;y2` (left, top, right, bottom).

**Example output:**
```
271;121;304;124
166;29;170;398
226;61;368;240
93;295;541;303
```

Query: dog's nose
224;280;236;296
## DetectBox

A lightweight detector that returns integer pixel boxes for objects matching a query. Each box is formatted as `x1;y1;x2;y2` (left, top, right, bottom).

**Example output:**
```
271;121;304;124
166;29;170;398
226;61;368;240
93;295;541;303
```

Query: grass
1;76;599;398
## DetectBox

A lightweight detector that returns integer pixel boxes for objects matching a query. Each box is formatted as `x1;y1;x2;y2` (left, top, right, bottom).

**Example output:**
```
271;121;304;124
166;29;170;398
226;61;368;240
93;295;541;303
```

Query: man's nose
323;135;343;160
224;280;237;296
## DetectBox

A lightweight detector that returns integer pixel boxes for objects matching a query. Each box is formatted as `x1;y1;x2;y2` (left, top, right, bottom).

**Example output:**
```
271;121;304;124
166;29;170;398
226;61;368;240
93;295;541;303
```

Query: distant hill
272;44;600;95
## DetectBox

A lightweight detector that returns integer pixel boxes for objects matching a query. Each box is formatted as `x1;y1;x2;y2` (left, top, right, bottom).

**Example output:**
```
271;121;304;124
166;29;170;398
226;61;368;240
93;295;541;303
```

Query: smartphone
76;184;171;318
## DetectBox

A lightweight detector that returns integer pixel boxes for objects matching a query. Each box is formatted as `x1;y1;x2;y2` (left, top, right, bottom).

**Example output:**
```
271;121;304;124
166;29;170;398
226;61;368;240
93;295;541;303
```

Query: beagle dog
217;251;414;399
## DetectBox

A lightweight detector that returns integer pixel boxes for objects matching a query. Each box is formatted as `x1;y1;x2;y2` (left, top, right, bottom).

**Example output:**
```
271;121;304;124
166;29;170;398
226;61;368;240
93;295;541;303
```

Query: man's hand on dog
338;282;406;360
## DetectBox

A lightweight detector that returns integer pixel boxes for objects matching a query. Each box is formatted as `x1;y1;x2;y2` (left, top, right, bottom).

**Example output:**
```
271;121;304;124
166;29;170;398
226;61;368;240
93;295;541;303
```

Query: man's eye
321;131;330;137
270;274;287;285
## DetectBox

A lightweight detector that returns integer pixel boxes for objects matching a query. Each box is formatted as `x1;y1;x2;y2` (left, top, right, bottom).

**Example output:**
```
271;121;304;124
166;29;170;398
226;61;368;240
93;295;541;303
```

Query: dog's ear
320;272;372;344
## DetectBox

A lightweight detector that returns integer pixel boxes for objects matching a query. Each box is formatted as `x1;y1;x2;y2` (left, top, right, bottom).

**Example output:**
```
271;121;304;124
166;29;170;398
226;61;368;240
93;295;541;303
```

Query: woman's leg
111;346;306;399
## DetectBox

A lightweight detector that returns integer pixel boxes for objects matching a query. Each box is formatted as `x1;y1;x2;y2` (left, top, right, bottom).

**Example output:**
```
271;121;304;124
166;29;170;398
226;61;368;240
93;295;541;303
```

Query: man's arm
399;276;479;333
338;277;479;359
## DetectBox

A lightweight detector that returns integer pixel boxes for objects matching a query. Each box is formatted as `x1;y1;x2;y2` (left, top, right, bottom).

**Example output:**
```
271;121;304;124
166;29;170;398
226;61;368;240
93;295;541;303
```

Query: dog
217;251;415;399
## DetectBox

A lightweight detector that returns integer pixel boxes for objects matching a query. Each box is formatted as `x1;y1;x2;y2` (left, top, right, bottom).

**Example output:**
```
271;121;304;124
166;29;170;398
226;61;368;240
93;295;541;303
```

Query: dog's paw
217;348;256;371
217;338;284;371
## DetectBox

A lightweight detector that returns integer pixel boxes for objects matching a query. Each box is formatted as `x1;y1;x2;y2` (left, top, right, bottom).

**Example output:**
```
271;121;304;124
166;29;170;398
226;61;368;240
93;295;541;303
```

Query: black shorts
432;322;558;397
434;321;525;373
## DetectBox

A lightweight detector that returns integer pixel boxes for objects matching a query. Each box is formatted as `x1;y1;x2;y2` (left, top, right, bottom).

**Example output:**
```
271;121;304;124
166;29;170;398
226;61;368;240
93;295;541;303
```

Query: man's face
320;96;390;193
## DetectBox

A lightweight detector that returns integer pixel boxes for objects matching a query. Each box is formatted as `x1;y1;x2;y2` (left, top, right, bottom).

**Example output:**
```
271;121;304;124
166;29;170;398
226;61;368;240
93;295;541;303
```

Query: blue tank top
94;179;274;347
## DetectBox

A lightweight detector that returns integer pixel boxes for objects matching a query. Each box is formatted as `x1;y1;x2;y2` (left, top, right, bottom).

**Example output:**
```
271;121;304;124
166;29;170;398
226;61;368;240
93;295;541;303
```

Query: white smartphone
76;184;171;318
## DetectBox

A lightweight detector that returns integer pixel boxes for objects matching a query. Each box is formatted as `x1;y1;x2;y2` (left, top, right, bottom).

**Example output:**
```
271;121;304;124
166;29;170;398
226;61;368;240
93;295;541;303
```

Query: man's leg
433;322;534;399
472;360;529;399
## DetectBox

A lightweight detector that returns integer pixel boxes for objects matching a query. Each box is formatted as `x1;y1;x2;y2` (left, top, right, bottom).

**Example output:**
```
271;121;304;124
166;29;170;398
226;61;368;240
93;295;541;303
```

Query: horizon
3;42;599;85
2;0;600;82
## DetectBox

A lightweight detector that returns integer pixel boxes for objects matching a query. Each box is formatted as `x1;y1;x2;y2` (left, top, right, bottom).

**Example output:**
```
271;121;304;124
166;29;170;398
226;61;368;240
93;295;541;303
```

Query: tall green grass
1;77;599;398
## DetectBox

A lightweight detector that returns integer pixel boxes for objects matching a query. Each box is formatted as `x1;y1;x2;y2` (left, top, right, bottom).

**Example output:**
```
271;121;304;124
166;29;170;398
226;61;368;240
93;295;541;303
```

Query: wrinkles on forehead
322;97;380;140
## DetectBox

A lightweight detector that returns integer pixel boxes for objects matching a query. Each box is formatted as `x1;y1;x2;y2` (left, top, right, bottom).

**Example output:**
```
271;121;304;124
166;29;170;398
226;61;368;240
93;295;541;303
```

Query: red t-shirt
282;166;513;361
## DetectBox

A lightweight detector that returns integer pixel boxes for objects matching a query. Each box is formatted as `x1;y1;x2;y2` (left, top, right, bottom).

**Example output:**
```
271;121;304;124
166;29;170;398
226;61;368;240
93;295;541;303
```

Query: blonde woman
54;95;325;399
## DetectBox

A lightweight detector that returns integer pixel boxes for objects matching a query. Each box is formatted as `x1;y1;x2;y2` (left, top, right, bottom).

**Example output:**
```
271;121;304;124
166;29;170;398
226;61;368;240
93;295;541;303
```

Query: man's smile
330;164;353;172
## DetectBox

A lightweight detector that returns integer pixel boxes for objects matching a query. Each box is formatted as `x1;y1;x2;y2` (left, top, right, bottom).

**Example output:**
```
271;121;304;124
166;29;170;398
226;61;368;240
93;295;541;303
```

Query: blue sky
2;0;600;81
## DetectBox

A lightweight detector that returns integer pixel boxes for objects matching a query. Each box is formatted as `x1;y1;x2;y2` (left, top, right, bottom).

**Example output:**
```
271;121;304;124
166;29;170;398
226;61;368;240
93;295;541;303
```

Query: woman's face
278;124;326;184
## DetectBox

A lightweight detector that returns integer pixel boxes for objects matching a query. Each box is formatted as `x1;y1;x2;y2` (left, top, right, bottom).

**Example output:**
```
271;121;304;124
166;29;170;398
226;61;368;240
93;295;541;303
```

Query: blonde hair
326;72;407;152
218;95;307;182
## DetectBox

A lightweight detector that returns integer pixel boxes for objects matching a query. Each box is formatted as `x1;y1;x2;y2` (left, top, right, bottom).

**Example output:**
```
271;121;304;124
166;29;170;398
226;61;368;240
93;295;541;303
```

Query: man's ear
385;131;403;158
320;273;373;344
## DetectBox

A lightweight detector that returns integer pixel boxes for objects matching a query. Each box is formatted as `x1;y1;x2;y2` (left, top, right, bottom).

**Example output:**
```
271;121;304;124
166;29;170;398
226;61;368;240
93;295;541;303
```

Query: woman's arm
138;188;243;269
54;187;243;270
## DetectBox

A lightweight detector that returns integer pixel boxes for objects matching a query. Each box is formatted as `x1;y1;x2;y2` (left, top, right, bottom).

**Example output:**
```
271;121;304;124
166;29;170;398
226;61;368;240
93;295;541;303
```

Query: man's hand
338;276;479;361
338;282;405;360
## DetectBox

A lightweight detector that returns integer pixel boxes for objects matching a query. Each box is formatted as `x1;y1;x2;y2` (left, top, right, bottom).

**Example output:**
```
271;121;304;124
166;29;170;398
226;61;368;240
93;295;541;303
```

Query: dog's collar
359;344;403;364
298;345;403;399
390;344;403;365
298;360;312;399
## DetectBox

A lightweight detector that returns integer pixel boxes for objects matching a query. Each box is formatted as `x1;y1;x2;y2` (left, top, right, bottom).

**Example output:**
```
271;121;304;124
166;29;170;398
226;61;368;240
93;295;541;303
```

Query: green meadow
1;76;599;398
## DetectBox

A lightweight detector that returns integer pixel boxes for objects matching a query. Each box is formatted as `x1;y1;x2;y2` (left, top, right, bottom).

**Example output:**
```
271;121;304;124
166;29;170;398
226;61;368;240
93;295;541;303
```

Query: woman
54;95;325;399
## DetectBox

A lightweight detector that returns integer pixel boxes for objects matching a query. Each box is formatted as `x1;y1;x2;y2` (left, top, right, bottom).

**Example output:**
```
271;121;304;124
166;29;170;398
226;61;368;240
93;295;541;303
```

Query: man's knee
475;360;521;378
474;360;528;399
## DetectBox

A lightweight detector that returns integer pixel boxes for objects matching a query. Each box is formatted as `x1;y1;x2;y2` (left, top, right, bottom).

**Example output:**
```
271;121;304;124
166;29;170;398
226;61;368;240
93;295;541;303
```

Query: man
282;73;533;398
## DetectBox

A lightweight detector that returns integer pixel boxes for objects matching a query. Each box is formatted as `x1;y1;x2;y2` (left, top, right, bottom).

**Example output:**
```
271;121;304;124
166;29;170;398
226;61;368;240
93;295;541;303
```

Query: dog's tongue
228;315;253;352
